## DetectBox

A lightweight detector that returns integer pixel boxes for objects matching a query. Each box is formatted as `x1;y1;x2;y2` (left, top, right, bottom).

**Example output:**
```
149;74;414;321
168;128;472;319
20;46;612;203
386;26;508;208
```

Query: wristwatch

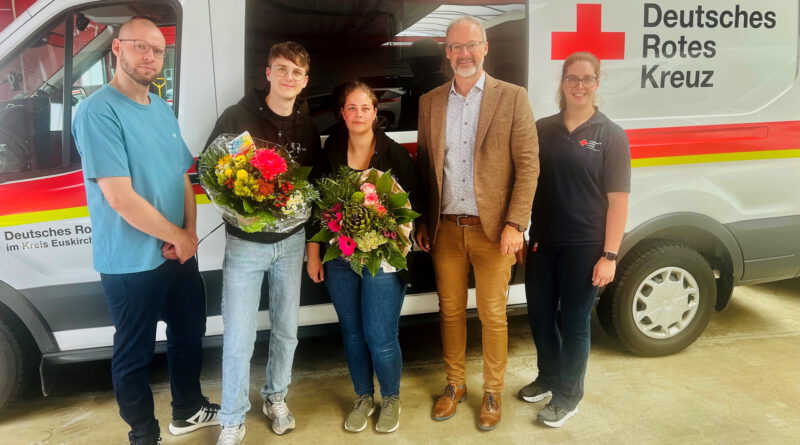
505;222;526;232
601;251;618;261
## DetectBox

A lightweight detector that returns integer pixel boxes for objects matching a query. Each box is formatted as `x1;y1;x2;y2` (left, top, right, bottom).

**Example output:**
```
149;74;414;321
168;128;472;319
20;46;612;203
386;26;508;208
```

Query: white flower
281;191;304;215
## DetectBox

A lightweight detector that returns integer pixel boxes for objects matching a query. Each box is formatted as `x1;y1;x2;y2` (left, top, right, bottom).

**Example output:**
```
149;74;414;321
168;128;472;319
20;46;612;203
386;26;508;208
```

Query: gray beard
455;65;479;78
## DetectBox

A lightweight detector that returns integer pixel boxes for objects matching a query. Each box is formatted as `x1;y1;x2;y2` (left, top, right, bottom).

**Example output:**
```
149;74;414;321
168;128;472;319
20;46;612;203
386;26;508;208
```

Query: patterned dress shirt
441;72;486;216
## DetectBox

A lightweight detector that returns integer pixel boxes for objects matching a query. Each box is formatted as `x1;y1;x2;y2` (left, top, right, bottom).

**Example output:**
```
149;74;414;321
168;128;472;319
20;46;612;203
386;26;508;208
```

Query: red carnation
251;149;288;181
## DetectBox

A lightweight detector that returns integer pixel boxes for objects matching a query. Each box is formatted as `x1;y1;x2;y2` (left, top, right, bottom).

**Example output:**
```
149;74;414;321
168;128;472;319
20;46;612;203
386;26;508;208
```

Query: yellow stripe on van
632;149;800;168
0;206;90;227
196;194;211;205
0;194;212;228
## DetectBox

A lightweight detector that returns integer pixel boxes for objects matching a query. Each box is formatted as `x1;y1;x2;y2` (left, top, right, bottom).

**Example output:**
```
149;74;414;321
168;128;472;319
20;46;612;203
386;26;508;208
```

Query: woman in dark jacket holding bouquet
306;81;417;434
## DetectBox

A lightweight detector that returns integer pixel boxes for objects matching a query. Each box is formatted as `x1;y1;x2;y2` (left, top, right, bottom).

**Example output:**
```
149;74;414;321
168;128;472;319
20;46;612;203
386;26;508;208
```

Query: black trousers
100;258;207;444
525;243;603;411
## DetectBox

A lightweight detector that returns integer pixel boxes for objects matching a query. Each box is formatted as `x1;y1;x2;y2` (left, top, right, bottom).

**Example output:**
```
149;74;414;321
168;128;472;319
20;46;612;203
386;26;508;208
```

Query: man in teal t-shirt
72;18;218;445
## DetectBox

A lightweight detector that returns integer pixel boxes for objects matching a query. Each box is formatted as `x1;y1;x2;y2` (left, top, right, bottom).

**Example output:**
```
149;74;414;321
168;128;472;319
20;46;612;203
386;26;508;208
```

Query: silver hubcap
632;267;700;339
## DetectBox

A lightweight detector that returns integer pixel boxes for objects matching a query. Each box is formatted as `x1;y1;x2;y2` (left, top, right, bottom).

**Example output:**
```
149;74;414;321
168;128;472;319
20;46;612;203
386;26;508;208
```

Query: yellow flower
224;168;233;177
236;169;249;180
234;154;248;168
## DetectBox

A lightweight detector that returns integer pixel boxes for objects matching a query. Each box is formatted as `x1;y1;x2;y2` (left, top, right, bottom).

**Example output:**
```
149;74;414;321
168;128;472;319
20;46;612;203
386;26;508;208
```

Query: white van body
0;0;798;407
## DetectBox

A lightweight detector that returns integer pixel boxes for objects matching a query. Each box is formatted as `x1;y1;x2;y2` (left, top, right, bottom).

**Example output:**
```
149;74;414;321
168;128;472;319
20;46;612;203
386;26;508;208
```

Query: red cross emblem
580;139;588;146
551;4;625;60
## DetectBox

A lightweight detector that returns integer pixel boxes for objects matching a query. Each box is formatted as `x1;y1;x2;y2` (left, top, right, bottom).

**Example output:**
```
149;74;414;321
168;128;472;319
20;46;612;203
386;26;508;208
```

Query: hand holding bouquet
198;131;317;233
311;166;419;276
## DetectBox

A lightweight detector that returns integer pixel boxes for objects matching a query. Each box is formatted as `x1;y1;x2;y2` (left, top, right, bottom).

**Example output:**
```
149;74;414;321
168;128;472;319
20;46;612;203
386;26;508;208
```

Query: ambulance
0;0;798;409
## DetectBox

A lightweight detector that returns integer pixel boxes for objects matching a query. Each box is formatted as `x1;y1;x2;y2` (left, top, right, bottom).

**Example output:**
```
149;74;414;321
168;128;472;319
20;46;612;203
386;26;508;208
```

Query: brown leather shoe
432;384;467;421
478;392;502;431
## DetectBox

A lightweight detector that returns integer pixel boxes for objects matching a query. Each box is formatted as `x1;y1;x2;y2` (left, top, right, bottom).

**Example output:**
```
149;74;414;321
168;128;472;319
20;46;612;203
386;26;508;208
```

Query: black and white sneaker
168;399;221;435
518;381;552;403
536;403;578;428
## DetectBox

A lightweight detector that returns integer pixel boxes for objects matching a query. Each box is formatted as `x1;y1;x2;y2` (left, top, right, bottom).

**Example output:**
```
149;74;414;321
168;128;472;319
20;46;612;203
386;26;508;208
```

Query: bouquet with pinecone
310;166;419;276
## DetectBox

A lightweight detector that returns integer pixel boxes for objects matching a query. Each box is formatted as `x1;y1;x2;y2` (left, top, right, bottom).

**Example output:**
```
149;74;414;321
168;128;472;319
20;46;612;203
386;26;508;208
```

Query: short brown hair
269;41;311;72
557;51;601;111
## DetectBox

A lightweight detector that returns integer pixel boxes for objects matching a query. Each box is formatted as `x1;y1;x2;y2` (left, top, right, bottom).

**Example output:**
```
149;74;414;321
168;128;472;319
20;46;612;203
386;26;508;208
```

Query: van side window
244;1;528;135
0;19;71;177
0;6;179;183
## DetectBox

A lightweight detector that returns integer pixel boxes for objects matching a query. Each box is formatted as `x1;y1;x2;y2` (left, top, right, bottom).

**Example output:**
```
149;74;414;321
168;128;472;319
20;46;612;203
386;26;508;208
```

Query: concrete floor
2;278;799;445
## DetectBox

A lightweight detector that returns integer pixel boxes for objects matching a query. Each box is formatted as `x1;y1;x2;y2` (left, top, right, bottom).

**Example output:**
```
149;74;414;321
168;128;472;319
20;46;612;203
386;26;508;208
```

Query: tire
597;241;717;356
0;318;29;408
377;112;394;130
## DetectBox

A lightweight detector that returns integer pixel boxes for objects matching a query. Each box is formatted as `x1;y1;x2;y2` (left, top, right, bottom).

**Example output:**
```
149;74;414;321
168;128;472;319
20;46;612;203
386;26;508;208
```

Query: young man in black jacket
207;42;320;445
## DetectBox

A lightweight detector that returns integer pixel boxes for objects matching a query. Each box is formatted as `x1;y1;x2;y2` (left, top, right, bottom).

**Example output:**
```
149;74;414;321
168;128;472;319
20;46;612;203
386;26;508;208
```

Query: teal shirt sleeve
73;109;130;181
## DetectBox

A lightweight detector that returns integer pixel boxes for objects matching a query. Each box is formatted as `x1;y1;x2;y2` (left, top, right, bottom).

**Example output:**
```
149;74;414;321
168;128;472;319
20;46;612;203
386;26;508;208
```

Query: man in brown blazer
414;16;539;431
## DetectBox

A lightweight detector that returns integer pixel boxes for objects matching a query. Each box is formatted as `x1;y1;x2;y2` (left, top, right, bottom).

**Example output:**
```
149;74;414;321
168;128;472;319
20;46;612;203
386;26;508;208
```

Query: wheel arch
0;281;58;355
619;213;743;310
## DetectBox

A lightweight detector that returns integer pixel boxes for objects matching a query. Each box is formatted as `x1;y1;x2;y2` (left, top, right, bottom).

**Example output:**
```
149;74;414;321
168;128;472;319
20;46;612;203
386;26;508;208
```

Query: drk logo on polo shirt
579;139;601;152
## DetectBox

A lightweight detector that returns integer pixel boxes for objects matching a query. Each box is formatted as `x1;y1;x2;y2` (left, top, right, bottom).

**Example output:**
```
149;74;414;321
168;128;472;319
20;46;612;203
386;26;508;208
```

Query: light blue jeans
219;229;305;427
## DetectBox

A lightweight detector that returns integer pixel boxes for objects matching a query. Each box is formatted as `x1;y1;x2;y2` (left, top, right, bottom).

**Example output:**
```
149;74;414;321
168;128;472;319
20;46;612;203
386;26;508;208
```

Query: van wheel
0;318;29;408
597;241;716;356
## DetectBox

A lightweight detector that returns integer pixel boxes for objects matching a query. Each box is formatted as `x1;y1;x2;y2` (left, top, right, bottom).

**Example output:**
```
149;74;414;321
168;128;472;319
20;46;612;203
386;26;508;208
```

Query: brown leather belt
442;214;481;226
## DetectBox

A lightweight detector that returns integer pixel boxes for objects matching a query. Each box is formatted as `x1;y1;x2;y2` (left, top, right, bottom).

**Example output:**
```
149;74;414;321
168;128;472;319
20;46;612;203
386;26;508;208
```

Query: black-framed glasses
445;40;485;53
118;39;166;59
270;65;307;81
563;76;598;88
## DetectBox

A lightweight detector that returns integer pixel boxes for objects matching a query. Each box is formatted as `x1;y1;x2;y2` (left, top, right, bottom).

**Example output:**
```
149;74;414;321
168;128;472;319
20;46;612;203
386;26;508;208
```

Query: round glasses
271;65;307;81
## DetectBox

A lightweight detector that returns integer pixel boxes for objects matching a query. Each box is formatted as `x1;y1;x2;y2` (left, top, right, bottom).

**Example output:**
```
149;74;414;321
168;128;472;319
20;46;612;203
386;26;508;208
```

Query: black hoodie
205;87;321;244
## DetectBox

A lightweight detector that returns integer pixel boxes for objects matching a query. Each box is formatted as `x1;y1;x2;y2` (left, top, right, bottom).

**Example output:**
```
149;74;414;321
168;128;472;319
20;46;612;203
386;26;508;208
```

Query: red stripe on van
401;121;800;159
0;170;86;216
1;121;798;217
627;121;800;159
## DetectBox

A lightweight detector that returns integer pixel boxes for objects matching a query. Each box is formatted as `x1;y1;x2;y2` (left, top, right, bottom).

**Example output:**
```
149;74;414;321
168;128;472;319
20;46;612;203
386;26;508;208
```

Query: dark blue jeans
101;258;207;445
525;243;603;412
324;258;407;398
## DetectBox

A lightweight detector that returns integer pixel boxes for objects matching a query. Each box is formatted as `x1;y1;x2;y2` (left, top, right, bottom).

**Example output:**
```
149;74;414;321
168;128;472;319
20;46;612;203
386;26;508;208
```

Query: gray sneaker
216;424;245;445
537;403;579;428
263;392;296;435
518;381;552;403
344;394;375;432
375;395;400;433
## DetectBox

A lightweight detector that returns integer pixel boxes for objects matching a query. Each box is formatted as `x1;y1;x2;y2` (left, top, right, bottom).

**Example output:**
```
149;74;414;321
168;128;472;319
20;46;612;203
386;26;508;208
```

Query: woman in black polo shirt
517;52;631;427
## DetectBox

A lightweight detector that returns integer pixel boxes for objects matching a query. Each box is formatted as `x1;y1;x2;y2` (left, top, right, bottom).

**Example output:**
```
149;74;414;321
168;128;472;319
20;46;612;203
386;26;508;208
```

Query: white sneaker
263;392;296;435
168;399;220;435
216;424;245;445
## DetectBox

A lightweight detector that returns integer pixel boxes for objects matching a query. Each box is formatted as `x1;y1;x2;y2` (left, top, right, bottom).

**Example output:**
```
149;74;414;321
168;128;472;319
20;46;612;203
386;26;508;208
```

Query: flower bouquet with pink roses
310;166;419;276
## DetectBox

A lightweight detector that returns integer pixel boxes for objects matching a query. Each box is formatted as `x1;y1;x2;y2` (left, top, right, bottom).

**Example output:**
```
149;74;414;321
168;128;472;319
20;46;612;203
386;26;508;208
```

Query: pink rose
363;193;379;206
327;220;341;232
375;204;387;215
338;235;356;256
360;183;377;194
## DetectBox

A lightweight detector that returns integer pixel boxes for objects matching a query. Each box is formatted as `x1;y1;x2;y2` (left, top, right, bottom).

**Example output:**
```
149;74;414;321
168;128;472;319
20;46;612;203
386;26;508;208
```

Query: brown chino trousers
431;218;516;393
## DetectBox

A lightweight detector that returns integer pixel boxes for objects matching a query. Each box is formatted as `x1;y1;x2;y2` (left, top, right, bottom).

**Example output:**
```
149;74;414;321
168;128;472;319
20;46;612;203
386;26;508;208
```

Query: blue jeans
525;243;603;412
324;258;407;398
100;258;207;445
219;230;305;427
